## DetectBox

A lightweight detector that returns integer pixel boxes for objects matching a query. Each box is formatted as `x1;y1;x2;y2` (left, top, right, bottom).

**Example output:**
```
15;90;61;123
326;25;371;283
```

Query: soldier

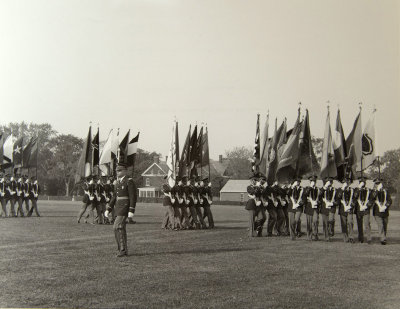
245;175;266;237
161;183;175;229
77;176;95;223
15;175;25;217
192;177;207;229
0;174;8;217
201;178;214;229
7;175;17;217
28;176;41;217
371;179;392;245
103;176;113;224
171;180;182;230
178;176;191;229
184;178;201;229
105;163;137;257
353;177;372;244
277;184;290;236
287;178;304;240
23;176;31;214
320;177;337;241
337;177;355;243
304;175;321;241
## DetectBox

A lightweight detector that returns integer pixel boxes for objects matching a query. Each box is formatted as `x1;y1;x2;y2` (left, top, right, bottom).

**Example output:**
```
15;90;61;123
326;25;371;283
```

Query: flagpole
359;103;363;178
35;132;39;179
295;103;301;179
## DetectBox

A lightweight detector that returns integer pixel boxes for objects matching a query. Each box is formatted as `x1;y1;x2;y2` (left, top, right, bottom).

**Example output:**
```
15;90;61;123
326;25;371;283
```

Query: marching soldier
103;177;114;224
7;175;17;217
353;177;372;244
320;177;337;241
15;175;25;217
77;176;95;223
0;174;8;217
192;177;207;229
105;163;137;257
201;178;214;229
337;177;355;243
171;180;183;230
23;176;31;214
178;177;191;229
184;178;201;229
304;175;320;241
245;175;266;237
28;176;41;217
287;178;304;240
161;183;175;229
371;179;392;245
277;184;290;236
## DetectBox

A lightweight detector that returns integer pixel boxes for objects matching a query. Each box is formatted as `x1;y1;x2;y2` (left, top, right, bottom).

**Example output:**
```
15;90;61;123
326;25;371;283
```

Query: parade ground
1;201;399;309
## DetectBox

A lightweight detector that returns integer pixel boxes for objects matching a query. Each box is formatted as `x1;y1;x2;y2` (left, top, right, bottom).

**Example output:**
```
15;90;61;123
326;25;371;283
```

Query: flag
0;134;3;166
167;121;178;187
201;127;210;167
22;137;34;168
27;137;38;168
251;114;260;174
189;125;198;177
76;126;93;182
276;110;301;183
178;125;191;178
13;137;23;168
3;134;14;165
361;109;376;170
333;109;347;180
195;126;204;173
276;118;287;162
259;113;269;174
99;129;113;165
127;132;139;167
118;130;130;164
320;109;337;178
297;109;319;178
346;112;362;177
92;128;100;169
267;119;285;184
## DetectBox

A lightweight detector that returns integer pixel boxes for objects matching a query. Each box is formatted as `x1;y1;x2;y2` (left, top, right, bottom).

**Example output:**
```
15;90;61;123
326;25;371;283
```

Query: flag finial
358;102;363;111
327;100;330;112
373;105;377;113
89;121;92;127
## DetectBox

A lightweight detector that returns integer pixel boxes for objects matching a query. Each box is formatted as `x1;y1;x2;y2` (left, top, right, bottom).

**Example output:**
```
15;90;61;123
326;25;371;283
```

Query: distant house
138;156;168;198
219;179;250;202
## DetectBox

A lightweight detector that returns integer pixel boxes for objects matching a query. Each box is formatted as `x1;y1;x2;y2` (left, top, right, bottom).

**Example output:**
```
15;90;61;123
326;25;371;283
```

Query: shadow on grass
133;246;257;257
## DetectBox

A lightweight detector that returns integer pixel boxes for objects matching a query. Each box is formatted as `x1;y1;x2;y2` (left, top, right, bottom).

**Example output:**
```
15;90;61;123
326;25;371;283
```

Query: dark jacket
108;176;137;216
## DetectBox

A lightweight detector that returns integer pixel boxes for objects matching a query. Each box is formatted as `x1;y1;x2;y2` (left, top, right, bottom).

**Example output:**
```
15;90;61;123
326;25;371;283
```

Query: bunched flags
118;130;130;165
99;129;114;165
167;121;179;187
127;132;139;167
189;125;198;177
333;109;347;180
251;114;260;174
346;111;362;177
259;113;269;175
0;134;3;166
27;137;38;168
92;128;100;170
320;108;337;178
179;125;191;178
267;119;285;184
361;109;376;170
13;137;23;168
76;126;93;181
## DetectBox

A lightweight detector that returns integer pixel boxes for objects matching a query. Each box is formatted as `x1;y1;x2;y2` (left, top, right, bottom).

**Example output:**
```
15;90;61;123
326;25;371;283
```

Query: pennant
0;134;3;166
346;112;362;177
22;137;34;168
178;125;191;178
251;114;260;174
92;128;100;168
76;126;93;182
13;137;23;168
127;132;139;167
118;130;130;165
320;109;337;178
361;109;376;170
189;125;198;176
99;129;113;165
333;109;347;180
267;119;285;184
3;134;14;165
27;138;38;168
259;113;269;174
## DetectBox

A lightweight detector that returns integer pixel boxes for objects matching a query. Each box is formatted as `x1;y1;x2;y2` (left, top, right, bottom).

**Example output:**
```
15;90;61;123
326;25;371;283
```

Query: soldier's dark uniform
171;184;182;230
0;175;8;217
184;182;200;229
192;181;207;229
200;179;214;229
161;184;175;230
77;178;95;223
304;177;321;241
23;178;31;214
28;178;40;217
264;184;284;236
278;185;290;235
371;180;392;244
245;184;266;237
337;180;354;243
320;180;337;241
7;177;17;217
353;179;372;243
107;170;137;257
15;178;25;217
287;181;304;240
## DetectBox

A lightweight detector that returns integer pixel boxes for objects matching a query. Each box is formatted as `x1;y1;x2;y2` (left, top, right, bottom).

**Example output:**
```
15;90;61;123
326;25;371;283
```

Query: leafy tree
224;146;253;179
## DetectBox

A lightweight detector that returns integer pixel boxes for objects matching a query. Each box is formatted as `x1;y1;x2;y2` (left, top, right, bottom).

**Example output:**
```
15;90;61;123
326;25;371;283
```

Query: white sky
0;0;399;159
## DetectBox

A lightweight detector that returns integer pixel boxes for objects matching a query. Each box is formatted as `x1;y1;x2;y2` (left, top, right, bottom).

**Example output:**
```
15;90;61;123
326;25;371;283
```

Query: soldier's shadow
133;246;257;257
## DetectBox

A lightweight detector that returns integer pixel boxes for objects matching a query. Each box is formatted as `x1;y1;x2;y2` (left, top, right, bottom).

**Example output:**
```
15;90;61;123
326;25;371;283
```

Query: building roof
210;159;229;176
220;179;249;193
141;161;168;176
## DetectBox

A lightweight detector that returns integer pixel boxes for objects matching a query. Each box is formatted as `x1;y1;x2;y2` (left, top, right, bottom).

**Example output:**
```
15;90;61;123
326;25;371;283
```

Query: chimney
219;155;223;163
165;155;168;162
153;155;160;164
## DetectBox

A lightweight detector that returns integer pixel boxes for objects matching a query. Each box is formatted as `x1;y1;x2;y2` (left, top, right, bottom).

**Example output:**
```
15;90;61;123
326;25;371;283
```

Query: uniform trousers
203;205;214;228
306;210;319;240
0;198;8;217
28;198;40;217
374;216;388;242
179;205;191;228
195;206;207;228
23;198;30;213
288;210;302;240
6;198;16;217
281;206;289;234
321;212;335;240
339;213;354;242
161;205;175;229
188;205;201;228
113;215;128;254
77;201;93;222
266;207;277;235
356;212;371;243
16;197;25;217
248;208;266;237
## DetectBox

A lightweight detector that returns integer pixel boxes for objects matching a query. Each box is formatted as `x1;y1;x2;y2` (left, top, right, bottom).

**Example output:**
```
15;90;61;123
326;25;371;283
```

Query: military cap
373;178;383;185
176;176;181;182
308;175;317;181
258;173;267;181
202;177;209;182
247;185;255;195
182;175;188;181
116;163;128;172
358;176;366;183
162;184;171;193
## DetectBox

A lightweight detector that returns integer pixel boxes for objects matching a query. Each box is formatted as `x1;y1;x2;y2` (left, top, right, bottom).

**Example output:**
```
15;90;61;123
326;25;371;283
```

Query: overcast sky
0;0;399;160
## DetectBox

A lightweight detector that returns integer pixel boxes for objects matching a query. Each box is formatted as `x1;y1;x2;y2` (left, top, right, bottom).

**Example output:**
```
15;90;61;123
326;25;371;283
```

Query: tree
48;134;83;196
224;146;253;179
311;136;324;166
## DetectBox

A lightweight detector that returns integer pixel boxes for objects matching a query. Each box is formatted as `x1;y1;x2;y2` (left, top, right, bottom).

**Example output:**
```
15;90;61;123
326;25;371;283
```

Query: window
240;193;244;202
146;178;150;187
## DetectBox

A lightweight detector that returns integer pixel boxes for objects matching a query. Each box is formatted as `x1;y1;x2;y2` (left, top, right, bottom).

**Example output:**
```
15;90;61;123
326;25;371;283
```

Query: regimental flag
179;125;191;178
3;134;14;165
267;119;285;184
333;109;347;180
276;110;301;183
276;118;287;162
127;132;139;168
167;121;179;187
346;112;362;177
76;126;93;182
195;126;204;172
251;114;261;174
0;134;3;166
118;130;130;165
175;121;180;170
27;137;38;168
13;137;23;168
361;109;376;170
22;137;34;168
201;126;210;169
92;128;100;170
320;109;337;178
189;125;198;177
259;113;270;175
99;129;113;165
297;109;319;178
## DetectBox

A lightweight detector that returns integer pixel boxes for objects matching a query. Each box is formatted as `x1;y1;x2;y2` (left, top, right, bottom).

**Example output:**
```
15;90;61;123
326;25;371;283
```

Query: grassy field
0;201;399;309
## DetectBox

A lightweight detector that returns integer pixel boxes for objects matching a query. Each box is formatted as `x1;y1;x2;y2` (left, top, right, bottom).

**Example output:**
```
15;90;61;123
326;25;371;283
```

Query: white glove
104;210;110;218
128;212;134;218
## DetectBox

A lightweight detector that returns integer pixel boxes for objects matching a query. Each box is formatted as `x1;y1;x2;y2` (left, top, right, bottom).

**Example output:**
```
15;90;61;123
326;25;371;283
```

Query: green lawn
0;201;399;308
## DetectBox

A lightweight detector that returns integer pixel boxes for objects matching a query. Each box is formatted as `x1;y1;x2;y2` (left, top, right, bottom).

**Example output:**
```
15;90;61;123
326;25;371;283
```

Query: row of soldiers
77;175;117;224
0;173;41;217
161;176;214;230
246;174;392;245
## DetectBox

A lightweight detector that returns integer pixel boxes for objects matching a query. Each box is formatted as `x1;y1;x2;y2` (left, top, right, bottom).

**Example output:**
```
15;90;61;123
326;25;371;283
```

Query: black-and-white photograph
0;1;399;308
